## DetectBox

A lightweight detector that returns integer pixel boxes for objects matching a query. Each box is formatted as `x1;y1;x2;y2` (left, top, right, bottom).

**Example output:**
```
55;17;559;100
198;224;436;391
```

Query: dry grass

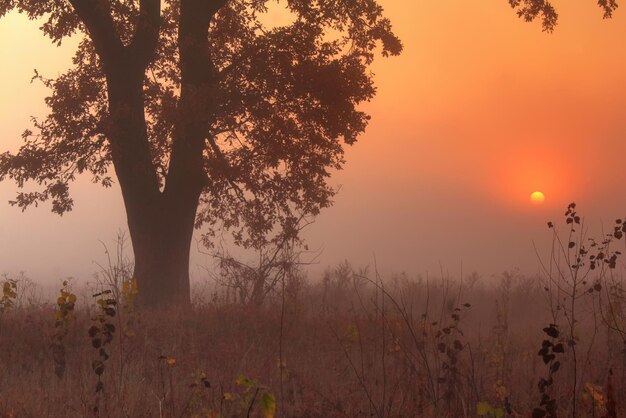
0;264;624;417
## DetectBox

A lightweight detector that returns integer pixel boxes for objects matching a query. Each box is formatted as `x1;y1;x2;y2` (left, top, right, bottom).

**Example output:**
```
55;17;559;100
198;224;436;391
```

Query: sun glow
530;191;545;205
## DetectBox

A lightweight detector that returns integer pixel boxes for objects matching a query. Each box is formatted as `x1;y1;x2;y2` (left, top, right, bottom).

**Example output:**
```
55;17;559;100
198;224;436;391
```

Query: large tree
0;0;401;307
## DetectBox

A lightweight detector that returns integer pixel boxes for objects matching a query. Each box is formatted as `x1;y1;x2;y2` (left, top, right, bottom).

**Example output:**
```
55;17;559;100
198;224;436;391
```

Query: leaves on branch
509;0;618;31
0;0;401;248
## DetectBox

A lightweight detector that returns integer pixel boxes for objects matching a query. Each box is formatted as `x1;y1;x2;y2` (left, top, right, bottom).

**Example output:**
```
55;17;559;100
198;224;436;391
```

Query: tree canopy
0;0;620;306
0;0;402;251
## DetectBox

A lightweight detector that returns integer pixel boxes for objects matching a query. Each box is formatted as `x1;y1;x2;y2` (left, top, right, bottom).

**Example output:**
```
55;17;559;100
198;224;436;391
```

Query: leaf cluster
532;324;563;418
432;303;471;402
89;288;116;407
222;374;276;418
0;0;401;250
0;277;17;313
51;280;76;379
508;0;618;32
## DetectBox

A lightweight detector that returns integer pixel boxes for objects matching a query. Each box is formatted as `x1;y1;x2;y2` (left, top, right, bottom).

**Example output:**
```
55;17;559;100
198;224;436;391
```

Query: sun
530;191;545;205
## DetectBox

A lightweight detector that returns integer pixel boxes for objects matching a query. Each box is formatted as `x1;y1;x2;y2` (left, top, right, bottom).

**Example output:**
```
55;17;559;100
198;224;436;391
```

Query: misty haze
1;0;626;416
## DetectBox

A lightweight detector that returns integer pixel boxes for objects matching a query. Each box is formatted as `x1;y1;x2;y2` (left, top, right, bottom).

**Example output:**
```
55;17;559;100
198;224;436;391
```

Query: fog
2;1;626;285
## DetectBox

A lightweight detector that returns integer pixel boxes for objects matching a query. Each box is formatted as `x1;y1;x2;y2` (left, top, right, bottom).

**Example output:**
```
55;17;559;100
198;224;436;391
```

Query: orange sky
2;1;626;282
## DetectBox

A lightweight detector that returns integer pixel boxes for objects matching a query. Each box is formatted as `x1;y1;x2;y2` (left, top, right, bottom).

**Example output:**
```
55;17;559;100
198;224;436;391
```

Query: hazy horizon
3;1;626;285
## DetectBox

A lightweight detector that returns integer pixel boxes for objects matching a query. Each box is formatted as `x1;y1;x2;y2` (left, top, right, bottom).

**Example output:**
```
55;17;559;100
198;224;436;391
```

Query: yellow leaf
477;401;492;416
584;383;604;404
494;381;507;401
223;392;236;401
236;375;254;388
262;393;276;418
166;357;176;366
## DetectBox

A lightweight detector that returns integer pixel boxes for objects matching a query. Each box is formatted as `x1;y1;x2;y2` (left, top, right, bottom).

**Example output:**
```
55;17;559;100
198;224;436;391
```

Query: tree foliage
508;0;619;31
0;0;401;250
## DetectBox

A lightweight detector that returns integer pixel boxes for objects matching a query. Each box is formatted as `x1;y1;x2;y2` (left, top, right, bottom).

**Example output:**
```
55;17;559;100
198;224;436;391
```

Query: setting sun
4;1;626;416
530;191;545;205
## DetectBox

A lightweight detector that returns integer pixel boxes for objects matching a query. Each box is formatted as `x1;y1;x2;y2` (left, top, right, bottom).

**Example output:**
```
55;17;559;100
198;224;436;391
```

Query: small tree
213;237;307;306
0;0;401;307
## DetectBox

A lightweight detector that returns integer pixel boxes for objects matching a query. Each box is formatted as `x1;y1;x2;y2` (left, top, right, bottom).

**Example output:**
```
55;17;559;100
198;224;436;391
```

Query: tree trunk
105;57;200;308
72;0;223;308
250;270;267;307
130;200;197;308
107;91;202;307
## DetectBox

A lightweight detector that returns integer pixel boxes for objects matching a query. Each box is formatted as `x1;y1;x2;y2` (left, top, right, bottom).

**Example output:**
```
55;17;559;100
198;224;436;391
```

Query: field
0;248;625;418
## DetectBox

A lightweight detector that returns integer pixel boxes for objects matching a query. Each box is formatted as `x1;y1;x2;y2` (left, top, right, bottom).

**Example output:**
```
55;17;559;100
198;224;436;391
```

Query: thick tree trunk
130;200;197;308
106;74;204;308
105;58;200;308
71;0;225;309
